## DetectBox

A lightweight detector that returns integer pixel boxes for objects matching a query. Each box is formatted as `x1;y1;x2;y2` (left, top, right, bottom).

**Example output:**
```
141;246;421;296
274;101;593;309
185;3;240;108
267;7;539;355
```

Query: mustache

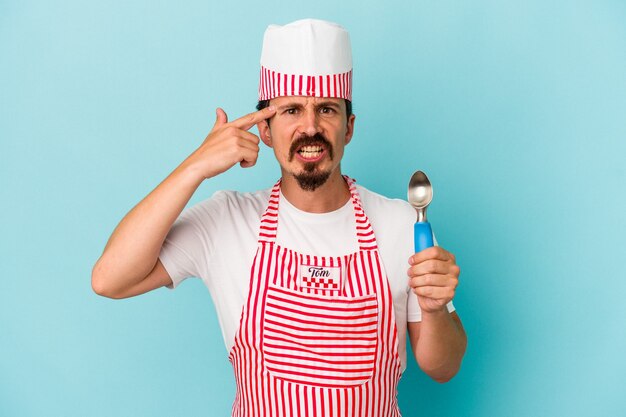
288;133;334;161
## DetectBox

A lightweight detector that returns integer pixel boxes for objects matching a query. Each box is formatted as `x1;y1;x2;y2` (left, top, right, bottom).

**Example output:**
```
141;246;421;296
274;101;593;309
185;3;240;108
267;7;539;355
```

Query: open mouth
289;134;333;163
297;145;325;160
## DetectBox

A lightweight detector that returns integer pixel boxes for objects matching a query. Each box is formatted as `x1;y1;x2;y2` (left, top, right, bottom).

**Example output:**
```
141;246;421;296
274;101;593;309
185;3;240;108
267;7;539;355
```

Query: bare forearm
407;246;465;382
414;311;467;382
92;162;203;295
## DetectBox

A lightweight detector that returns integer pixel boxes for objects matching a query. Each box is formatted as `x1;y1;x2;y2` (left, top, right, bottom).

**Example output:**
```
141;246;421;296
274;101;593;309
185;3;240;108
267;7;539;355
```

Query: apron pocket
262;284;378;388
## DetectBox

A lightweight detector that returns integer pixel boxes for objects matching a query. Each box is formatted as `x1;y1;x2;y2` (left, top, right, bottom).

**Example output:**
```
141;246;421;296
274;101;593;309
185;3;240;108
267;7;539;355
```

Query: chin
293;169;332;191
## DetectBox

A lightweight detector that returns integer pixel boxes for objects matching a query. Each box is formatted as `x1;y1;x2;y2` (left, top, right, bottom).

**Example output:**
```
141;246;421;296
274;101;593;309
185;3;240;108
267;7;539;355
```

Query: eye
320;107;335;114
285;108;298;115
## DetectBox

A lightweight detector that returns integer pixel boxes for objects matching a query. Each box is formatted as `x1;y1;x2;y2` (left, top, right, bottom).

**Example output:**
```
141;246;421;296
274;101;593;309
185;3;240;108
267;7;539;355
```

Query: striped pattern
228;177;402;416
259;66;353;101
263;285;378;387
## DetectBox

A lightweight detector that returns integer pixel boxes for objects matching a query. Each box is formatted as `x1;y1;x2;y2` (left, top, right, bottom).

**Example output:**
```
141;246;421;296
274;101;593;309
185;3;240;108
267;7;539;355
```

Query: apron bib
228;177;402;416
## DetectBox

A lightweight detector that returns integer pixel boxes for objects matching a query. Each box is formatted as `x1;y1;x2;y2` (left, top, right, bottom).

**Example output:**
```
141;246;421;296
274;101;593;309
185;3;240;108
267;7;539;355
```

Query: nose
298;108;321;137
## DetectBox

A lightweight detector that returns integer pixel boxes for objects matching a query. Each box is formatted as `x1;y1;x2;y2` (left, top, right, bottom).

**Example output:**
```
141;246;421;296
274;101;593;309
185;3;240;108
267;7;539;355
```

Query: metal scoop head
408;170;433;222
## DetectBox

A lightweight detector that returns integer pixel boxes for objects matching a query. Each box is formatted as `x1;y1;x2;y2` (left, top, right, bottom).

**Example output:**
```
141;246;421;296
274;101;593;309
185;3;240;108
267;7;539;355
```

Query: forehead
269;96;344;107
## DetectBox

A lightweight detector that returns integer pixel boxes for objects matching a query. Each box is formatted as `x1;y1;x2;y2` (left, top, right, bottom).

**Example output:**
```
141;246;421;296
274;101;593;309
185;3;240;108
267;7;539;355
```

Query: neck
280;169;350;213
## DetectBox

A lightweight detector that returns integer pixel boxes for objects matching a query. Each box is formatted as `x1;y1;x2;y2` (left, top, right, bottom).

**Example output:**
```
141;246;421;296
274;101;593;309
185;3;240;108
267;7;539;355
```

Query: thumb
214;107;228;127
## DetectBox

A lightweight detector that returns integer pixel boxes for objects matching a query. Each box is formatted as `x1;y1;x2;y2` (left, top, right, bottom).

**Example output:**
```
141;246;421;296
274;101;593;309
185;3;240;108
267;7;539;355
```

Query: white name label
299;264;342;292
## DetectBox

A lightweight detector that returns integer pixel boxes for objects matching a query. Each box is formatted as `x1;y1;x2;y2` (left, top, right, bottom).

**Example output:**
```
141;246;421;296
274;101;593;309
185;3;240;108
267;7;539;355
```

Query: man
92;19;466;416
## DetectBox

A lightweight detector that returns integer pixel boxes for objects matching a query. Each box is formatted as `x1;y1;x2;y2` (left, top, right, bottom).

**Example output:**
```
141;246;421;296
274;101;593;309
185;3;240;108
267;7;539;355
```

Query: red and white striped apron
228;177;402;416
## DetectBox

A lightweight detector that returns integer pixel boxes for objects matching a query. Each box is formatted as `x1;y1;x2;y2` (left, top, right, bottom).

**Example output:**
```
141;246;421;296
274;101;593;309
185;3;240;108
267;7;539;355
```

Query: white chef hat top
259;19;352;101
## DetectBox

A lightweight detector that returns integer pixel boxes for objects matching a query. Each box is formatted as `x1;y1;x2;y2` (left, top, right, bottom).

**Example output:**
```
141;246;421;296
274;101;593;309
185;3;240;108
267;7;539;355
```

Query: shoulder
356;184;416;228
191;188;271;213
354;184;415;261
210;188;271;213
179;188;272;226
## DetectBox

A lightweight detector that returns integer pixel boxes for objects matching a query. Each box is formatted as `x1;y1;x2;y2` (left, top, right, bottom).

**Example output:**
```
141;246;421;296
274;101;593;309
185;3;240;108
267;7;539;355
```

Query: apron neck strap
258;176;378;251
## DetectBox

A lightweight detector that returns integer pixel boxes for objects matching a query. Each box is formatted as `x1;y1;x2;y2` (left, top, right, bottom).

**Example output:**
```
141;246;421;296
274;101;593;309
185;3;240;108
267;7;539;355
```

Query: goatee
294;166;331;191
289;133;334;191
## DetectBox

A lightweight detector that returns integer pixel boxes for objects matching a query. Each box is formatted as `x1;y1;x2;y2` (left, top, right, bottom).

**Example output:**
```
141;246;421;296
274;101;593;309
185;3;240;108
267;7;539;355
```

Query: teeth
300;146;323;152
298;145;323;159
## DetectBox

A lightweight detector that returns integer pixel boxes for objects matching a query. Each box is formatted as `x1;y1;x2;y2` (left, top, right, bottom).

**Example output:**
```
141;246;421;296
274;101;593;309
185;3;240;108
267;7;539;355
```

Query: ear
257;120;272;147
344;114;356;145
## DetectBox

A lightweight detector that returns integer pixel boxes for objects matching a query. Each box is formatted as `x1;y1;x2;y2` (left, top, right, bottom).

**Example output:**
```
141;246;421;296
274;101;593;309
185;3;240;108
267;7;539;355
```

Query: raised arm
91;106;276;299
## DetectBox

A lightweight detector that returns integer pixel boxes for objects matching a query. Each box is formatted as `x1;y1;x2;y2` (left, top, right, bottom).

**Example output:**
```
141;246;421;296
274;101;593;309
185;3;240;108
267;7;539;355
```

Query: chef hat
259;19;352;101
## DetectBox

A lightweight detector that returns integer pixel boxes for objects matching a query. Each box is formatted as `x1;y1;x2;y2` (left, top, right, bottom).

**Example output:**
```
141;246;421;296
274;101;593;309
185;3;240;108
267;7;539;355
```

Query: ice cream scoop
408;170;434;251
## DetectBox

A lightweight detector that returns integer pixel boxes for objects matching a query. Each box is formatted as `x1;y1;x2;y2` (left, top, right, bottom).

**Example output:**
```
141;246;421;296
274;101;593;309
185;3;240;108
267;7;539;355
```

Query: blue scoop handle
414;221;434;252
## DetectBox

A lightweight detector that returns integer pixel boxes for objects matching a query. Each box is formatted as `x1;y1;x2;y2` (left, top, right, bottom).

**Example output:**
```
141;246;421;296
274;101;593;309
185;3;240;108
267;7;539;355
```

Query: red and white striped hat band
259;67;352;101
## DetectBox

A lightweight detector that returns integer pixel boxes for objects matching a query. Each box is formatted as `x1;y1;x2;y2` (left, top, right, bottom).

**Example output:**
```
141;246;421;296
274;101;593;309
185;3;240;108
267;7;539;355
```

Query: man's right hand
182;106;276;180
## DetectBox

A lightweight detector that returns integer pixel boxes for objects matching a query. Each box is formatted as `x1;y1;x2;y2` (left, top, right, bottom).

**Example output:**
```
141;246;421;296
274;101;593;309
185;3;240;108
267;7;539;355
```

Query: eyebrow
276;102;304;111
314;101;342;109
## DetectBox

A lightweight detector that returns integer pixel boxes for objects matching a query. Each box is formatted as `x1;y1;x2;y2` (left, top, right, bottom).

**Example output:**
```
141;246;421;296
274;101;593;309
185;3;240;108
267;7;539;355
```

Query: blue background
2;1;625;416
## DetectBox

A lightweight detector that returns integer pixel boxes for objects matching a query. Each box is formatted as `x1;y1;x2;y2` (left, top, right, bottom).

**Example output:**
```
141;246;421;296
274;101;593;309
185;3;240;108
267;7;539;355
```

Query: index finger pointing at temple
231;106;276;130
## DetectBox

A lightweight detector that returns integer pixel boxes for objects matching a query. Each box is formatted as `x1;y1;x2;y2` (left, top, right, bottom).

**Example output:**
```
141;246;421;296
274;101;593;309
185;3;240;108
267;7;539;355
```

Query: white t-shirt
159;183;454;372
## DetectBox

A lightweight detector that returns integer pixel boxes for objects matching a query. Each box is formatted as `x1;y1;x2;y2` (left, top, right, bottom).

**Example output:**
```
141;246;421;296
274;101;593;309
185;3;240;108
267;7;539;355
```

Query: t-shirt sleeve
407;293;456;322
159;197;220;289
